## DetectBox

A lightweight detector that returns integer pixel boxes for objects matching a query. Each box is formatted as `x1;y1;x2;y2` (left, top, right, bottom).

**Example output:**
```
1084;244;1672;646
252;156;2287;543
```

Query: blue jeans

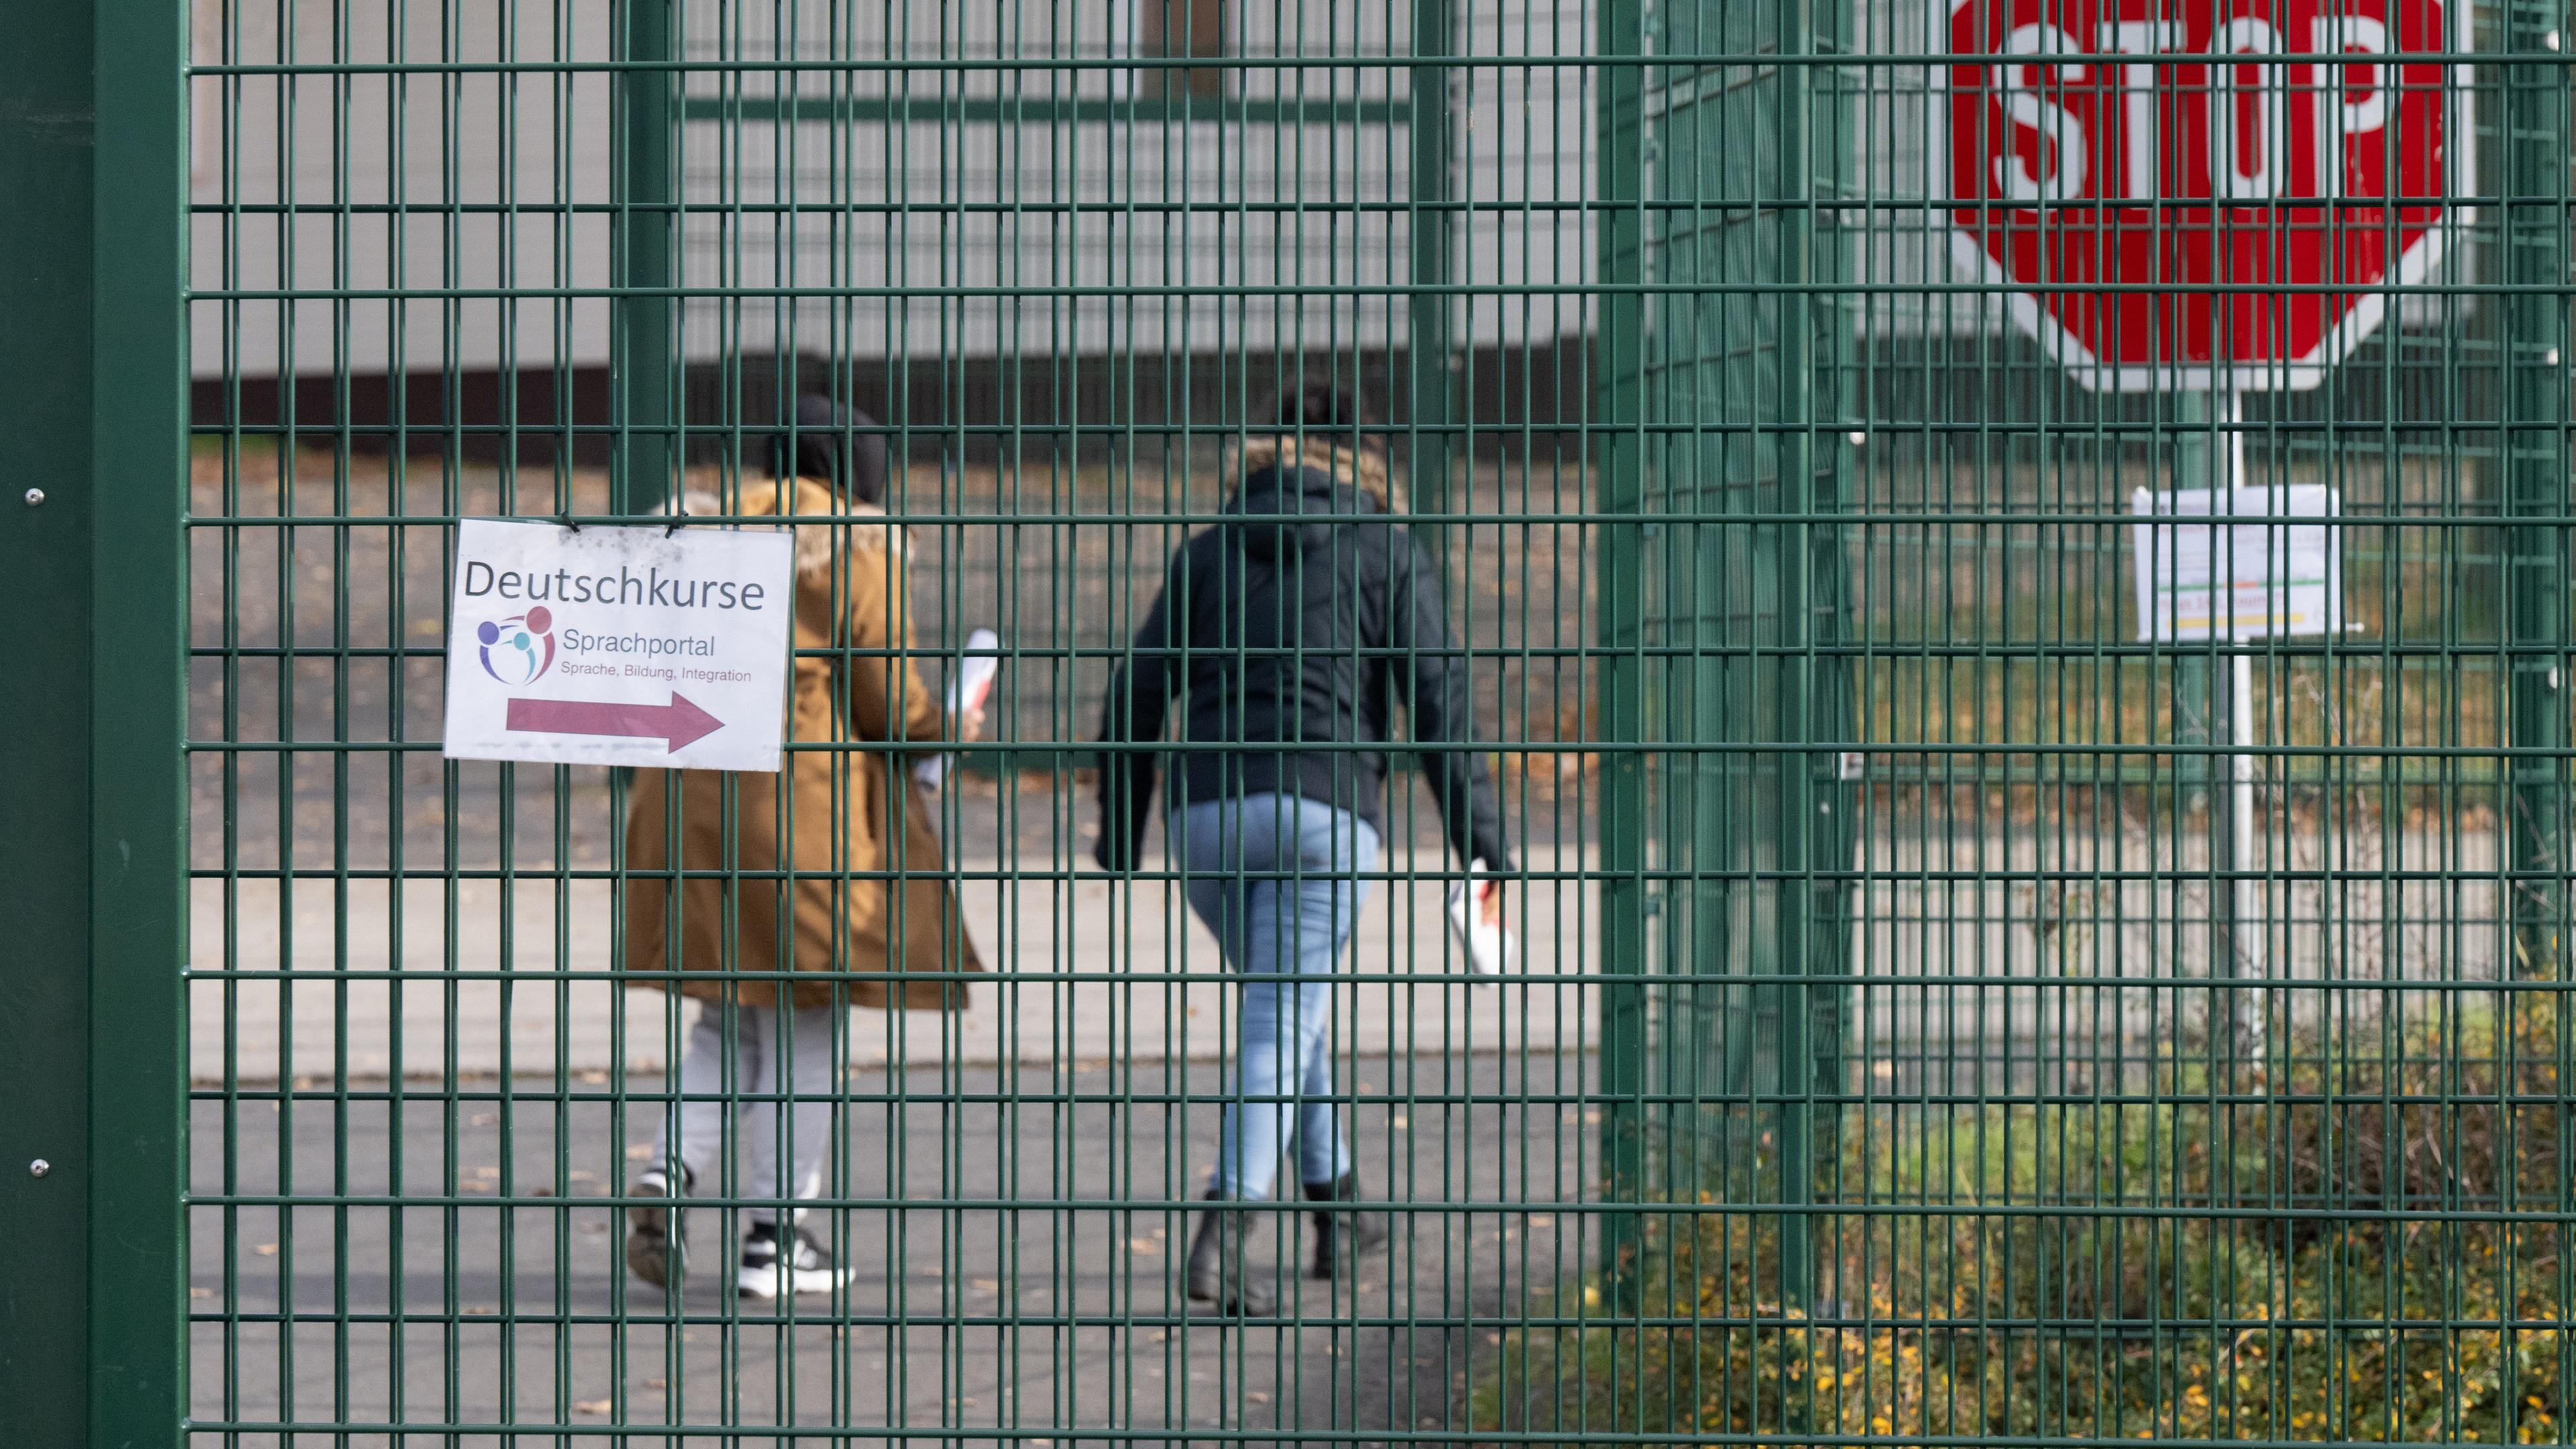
1172;792;1379;1201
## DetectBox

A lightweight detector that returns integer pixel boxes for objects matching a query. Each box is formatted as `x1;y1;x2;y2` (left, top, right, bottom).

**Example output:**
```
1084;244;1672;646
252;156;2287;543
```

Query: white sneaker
737;1222;849;1299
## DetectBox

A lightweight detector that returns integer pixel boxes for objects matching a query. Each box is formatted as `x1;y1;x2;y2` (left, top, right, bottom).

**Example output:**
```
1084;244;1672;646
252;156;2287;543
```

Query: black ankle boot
1301;1173;1388;1279
1183;1191;1277;1315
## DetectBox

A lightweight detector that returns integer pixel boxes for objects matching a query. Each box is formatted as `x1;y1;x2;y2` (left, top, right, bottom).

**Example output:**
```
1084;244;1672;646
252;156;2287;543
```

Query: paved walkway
186;794;1607;1444
191;1049;1601;1446
189;845;1603;1085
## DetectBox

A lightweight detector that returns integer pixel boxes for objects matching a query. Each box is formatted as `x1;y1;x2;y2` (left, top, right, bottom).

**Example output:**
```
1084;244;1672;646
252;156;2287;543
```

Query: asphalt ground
190;1050;1602;1447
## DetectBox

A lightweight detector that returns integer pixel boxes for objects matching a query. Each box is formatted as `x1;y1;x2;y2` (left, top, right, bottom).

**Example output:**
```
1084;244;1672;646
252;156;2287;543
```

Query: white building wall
676;1;1595;366
189;1;1596;384
189;1;618;382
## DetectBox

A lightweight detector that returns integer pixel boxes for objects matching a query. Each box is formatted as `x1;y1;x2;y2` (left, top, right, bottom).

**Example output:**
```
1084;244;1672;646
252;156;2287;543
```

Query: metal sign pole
2221;387;2263;1061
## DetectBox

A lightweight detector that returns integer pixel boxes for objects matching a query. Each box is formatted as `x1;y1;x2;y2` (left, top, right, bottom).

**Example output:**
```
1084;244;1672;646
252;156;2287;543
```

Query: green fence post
1407;0;1456;563
2503;0;2570;981
1774;0;1858;1319
616;0;678;515
1768;0;1827;1316
1594;0;1650;1310
0;8;102;1433
0;0;189;1442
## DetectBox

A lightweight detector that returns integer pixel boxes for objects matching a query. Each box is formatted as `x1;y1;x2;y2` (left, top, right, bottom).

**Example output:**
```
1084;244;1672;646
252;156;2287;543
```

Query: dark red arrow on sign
506;693;724;751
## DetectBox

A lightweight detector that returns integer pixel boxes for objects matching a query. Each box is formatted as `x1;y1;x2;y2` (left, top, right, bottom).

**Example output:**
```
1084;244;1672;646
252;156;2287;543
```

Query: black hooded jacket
1093;446;1512;872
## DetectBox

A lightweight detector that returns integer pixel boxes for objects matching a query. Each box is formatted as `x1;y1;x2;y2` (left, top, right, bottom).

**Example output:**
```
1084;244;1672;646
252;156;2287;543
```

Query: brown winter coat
621;476;983;1010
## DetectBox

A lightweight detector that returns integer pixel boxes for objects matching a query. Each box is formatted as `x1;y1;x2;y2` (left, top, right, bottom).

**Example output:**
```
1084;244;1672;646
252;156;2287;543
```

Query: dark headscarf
769;394;890;506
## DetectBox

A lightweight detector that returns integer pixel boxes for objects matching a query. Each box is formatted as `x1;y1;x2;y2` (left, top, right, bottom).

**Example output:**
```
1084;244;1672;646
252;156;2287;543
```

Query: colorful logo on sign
477;606;556;686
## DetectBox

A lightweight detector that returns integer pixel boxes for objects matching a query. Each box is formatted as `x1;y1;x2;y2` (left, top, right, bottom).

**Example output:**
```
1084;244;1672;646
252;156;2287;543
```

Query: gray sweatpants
651;1000;839;1226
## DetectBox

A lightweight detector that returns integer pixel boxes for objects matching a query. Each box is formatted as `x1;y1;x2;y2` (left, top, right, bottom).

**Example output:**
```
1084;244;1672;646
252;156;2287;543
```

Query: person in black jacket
1094;386;1513;1314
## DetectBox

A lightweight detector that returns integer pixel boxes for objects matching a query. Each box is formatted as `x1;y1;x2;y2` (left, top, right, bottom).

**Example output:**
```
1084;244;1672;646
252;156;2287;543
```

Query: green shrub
1472;997;2576;1444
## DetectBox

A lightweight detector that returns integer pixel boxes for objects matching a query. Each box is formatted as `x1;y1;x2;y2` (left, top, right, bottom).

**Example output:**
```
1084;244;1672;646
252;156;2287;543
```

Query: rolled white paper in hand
1446;859;1515;977
916;628;1001;792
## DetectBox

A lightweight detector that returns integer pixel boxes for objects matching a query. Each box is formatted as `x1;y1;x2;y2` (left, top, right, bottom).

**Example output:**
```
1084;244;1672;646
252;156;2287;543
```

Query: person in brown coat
622;395;985;1299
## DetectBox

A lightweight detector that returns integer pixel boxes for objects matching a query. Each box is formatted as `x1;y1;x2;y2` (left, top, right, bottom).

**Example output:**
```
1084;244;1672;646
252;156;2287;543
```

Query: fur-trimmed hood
1227;434;1396;510
661;476;904;582
1222;451;1384;561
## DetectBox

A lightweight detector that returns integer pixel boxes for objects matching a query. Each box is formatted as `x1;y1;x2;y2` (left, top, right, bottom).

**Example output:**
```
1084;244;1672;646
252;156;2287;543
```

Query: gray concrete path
189;843;1604;1085
190;1051;1601;1446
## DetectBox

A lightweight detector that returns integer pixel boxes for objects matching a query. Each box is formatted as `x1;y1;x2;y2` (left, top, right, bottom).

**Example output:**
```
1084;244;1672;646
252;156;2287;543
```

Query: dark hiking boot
1302;1172;1389;1279
1183;1191;1278;1316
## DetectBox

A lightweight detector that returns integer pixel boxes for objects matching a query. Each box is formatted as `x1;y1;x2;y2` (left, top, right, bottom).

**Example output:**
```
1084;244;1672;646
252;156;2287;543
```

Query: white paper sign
442;519;796;771
2131;486;2343;642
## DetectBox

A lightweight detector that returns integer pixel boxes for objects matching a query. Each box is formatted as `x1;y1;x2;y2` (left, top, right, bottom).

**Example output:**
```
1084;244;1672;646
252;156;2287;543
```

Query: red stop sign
1947;0;2465;390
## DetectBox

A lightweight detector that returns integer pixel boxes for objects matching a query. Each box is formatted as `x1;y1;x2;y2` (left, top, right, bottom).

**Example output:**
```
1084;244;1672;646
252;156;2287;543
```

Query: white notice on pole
442;519;796;771
2130;486;2343;643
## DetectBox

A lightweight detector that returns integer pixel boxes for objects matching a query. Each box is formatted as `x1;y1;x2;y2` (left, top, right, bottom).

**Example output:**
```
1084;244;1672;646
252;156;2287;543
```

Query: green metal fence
1;0;2571;1442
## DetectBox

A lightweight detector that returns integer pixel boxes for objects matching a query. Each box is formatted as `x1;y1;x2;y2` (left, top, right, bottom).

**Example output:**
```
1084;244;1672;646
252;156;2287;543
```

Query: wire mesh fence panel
1554;0;2575;1440
186;1;1601;1444
176;0;2565;1445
